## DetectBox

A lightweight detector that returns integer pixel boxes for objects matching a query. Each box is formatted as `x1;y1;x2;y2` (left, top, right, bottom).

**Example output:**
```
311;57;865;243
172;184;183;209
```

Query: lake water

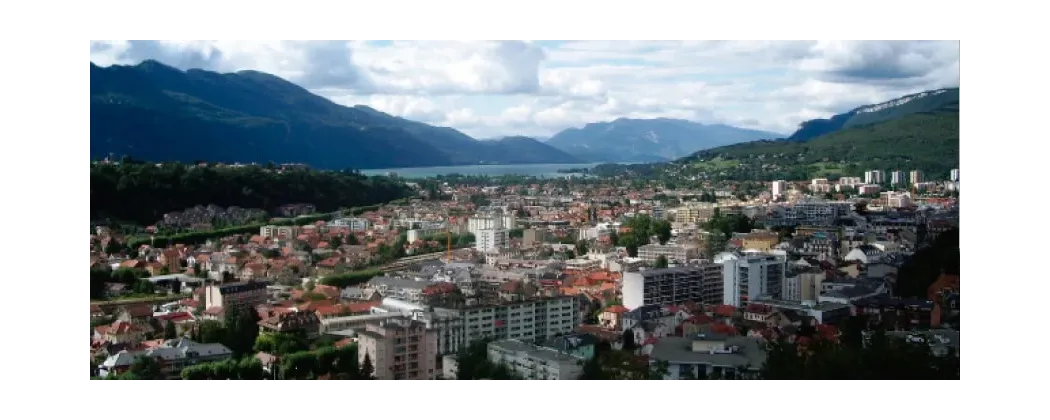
360;163;604;179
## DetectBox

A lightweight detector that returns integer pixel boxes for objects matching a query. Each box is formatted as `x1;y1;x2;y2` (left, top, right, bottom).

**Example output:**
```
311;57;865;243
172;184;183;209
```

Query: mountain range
544;118;783;163
676;87;960;181
90;60;580;169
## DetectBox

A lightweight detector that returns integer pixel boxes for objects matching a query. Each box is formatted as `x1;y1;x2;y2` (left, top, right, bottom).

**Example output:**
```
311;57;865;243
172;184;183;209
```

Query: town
89;164;960;380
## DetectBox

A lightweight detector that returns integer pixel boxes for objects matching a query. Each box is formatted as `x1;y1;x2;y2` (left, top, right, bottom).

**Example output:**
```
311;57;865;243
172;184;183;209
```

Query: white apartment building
488;339;584;380
909;170;925;185
950;168;959;182
331;217;370;231
407;226;446;243
881;191;914;208
454;296;580;345
259;225;299;239
718;253;787;307
637;243;700;265
771;180;788;199
864;170;885;185
781;269;826;303
622;264;723;310
890;171;904;186
475;228;508;252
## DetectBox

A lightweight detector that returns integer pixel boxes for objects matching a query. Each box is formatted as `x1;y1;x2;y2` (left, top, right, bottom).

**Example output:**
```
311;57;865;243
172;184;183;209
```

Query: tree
128;355;164;380
360;352;375;379
576;240;589;256
704;230;728;258
654;255;669;269
225;306;261;358
622;330;637;350
653;219;672;245
164;321;177;339
196;320;226;344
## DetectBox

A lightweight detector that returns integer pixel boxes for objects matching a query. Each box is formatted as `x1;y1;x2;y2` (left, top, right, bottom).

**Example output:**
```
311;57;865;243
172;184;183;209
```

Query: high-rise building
718;253;787;307
909;170;925;185
890;171;904;186
771;180;788;198
470;209;511;252
356;318;439;380
950;168;959;182
781;269;826;303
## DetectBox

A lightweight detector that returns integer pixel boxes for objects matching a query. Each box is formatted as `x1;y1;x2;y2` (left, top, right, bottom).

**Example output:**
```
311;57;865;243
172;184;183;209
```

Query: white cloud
89;40;960;139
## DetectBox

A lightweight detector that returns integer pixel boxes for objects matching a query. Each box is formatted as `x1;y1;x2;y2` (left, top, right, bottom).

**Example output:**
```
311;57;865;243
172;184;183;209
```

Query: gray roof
541;333;598;353
102;338;232;368
649;336;767;369
489;339;586;365
369;276;435;290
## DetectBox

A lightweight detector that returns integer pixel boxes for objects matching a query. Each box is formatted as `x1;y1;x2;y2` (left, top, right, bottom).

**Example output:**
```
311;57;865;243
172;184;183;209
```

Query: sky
89;40;960;139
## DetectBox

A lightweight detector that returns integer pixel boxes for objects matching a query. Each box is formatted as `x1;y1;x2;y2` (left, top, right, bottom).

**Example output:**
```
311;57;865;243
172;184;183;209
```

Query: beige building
637;243;700;265
259;225;299;239
675;205;716;224
356;318;439;380
742;232;780;252
204;281;268;314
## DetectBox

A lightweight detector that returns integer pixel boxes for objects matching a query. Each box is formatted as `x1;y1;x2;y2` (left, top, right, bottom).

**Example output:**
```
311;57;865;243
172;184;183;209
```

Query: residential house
116;304;154;327
258;310;321;339
98;338;233;378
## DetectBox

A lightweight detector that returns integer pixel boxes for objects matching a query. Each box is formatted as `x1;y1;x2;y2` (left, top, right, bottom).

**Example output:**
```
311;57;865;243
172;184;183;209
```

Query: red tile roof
604;305;628;314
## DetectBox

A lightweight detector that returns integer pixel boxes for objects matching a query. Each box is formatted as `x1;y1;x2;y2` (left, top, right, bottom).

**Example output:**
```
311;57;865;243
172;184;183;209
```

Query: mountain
90;60;581;169
678;93;959;181
544;118;783;163
786;87;959;142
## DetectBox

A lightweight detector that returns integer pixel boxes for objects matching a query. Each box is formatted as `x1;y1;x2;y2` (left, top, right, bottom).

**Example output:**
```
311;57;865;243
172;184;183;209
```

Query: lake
359;163;605;179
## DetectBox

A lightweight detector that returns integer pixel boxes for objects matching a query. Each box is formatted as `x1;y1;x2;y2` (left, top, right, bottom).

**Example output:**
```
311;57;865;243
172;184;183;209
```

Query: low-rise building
98;338;233;378
488;339;585;380
648;333;767;380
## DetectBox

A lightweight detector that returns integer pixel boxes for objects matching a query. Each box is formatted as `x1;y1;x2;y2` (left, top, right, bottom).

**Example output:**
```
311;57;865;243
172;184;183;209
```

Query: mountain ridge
544;117;783;163
90;60;580;169
784;87;959;142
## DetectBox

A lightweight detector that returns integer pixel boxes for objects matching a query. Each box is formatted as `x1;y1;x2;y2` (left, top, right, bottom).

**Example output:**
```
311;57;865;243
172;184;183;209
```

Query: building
522;228;548;248
719;253;787;307
675;205;716;224
540;333;597;361
331;217;371;231
475;228;508;252
622;266;715;310
950;168;959;182
356;318;439;380
487;339;585;380
858;184;881;195
781;268;826;303
767;200;847;227
446;296;580;345
259;225;299;239
909;170;925;185
742;232;780;252
749;298;852;324
98;338;232;378
648;333;767;380
890;171;904;186
771;180;788;199
881;191;914;208
864;170;885;185
637;243;700;265
204;281;268;314
258;309;321;338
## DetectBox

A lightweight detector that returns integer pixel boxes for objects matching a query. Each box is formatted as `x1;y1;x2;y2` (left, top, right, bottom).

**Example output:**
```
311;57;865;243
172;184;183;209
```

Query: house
98;338;233;378
258;310;321;338
116;304;154;327
90;304;106;320
742;303;776;325
647;333;767;380
93;320;147;345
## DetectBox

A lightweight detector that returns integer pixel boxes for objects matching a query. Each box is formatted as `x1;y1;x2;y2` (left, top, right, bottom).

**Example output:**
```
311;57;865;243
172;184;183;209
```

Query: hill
681;110;959;181
544;118;783;163
786;87;959;142
91;160;410;226
90;60;580;169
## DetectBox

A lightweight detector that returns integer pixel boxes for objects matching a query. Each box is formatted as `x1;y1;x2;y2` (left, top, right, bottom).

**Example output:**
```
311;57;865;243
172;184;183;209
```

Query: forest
90;159;411;226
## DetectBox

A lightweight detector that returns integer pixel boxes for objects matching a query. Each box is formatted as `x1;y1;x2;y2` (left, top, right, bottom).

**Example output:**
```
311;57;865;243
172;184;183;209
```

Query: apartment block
356;318;439;380
451;296;580;345
890;171;904;185
637;243;700;265
675;205;716;224
204;281;268;314
259;225;299;239
719;253;787;307
771;180;788;199
950;168;959;182
488;339;585;380
622;264;723;310
909;170;925;185
331;217;370;231
781;269;826;303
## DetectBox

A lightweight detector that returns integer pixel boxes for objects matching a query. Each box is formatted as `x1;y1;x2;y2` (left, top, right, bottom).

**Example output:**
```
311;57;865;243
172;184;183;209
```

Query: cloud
89;40;960;139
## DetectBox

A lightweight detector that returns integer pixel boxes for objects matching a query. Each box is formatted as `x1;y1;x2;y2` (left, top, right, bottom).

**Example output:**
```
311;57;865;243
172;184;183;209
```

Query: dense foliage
91;60;576;169
615;214;673;257
895;228;960;299
181;357;266;380
760;322;959;380
91;160;409;225
682;111;959;181
190;307;261;359
279;344;366;380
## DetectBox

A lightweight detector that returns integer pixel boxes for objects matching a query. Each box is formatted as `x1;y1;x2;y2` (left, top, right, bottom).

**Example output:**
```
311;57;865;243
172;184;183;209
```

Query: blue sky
89;40;960;139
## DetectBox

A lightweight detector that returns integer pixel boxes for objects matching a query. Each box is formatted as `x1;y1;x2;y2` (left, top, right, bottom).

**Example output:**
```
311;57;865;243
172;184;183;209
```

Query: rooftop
648;336;766;369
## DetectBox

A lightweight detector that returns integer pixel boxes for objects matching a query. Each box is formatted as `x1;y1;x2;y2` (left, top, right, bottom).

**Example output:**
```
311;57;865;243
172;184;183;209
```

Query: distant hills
679;88;960;181
544;118;783;163
90;60;580;169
